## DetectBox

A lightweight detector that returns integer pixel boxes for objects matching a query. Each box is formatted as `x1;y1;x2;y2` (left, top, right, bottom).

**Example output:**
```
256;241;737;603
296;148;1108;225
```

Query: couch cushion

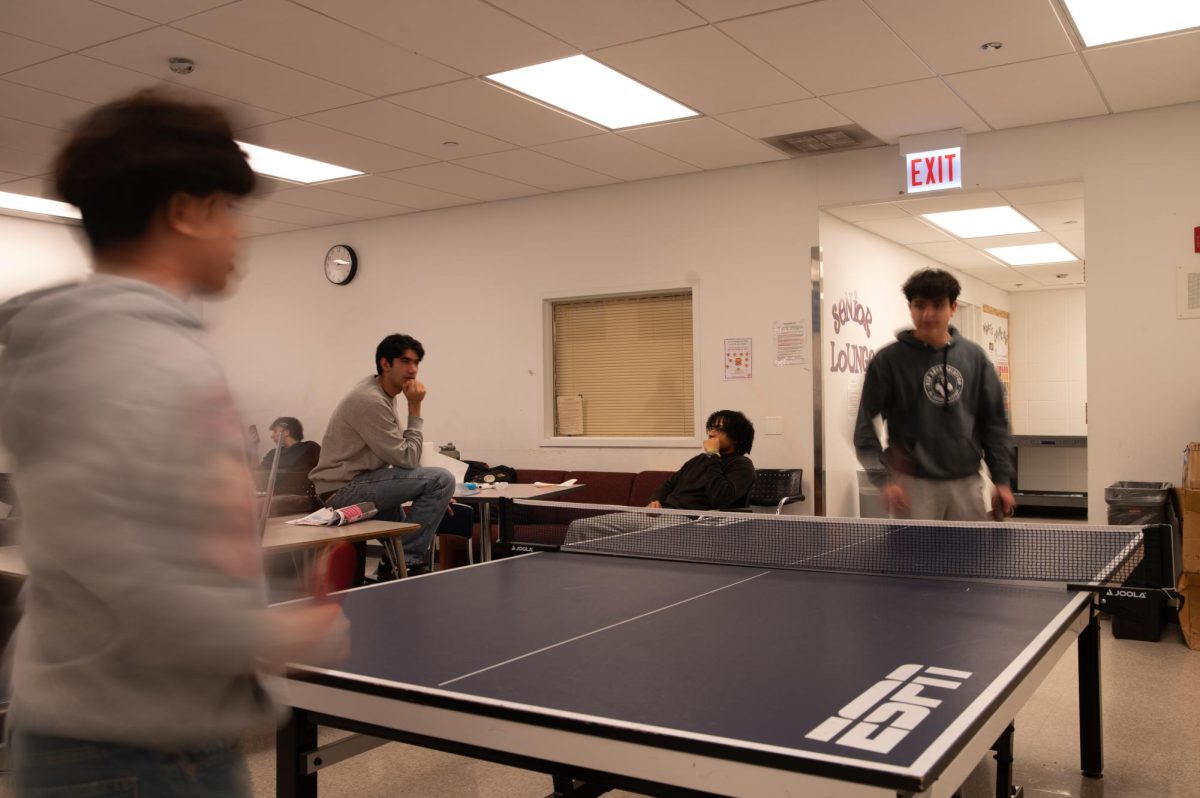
516;469;567;486
561;471;636;506
629;471;676;507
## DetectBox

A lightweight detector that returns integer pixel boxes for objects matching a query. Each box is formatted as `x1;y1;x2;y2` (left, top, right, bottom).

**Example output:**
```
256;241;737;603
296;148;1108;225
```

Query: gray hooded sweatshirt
0;274;273;748
854;327;1013;488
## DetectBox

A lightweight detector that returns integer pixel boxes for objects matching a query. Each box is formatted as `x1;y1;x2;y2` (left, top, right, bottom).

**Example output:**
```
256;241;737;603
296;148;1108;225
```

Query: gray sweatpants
895;473;989;522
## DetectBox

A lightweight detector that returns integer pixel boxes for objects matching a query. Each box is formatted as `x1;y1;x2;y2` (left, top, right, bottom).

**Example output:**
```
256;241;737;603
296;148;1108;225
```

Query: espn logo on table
806;664;972;754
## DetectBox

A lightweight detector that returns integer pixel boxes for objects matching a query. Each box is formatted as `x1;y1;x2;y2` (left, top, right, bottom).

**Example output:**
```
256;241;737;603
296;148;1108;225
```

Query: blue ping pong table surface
280;537;1098;796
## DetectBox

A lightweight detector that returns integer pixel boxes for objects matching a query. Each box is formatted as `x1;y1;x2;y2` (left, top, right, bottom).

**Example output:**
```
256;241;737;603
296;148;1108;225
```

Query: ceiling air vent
764;125;885;158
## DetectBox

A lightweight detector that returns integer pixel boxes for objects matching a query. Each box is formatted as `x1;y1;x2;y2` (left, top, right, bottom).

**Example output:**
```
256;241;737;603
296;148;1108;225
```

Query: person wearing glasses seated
256;417;321;498
648;410;756;511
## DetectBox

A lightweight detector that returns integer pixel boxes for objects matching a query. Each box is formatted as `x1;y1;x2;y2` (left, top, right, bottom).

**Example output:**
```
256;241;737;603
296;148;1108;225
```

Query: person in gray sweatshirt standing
309;333;455;577
0;90;348;797
853;268;1015;521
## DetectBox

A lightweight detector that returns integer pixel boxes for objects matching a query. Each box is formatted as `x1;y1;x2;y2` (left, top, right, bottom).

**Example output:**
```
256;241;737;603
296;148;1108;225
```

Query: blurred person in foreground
0;90;348;797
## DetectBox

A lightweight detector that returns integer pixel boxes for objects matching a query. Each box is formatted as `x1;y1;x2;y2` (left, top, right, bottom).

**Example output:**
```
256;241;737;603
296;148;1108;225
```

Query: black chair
432;501;477;571
747;469;805;514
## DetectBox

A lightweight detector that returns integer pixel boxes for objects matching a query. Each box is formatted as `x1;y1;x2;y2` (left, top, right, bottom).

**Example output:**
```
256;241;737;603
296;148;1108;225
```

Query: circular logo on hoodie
923;364;964;406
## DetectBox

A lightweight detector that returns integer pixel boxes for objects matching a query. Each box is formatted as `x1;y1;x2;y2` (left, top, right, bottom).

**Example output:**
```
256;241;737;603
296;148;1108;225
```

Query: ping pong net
497;498;1178;591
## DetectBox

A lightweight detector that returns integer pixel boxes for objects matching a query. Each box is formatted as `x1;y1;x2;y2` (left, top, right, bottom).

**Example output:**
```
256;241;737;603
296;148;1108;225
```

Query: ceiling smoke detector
764;125;884;158
168;57;195;75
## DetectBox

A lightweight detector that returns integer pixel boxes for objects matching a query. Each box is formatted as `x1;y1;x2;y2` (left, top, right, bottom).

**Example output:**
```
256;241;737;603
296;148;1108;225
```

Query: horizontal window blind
553;291;694;437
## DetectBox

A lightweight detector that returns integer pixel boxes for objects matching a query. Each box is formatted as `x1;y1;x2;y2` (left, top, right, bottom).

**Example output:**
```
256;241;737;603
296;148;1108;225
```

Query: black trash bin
1103;481;1175;641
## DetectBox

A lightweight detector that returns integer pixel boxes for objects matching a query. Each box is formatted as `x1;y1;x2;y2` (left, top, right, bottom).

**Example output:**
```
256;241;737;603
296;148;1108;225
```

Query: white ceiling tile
856;216;953;244
0;0;155;51
381;162;545;202
451;149;619;192
908;240;1004;269
290;0;575;75
487;0;706;51
678;0;810;22
389;79;601;147
716;98;851;139
1084;30;1200;113
0;117;62;159
619;117;788;170
268;185;416;219
997;182;1083;205
326;174;480;210
595;26;810;116
719;0;932;95
966;231;1057;249
1056;229;1084;258
534;134;699;181
892;191;1008;216
1017;263;1085;285
0;175;57;199
867;0;1074;75
238;118;432;173
239;196;360;227
0;81;92;130
233;212;303;236
0;171;27;183
0;32;65;73
824;203;908;222
175;0;467;98
964;266;1023;282
1014;199;1084;232
946;55;1109;130
303;100;515;160
102;0;270;24
823;78;990;144
81;27;370;116
0;144;52;175
4;54;284;129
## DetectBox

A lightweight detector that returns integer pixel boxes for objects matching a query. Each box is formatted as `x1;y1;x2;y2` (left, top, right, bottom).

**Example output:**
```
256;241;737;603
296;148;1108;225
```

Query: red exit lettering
905;147;962;194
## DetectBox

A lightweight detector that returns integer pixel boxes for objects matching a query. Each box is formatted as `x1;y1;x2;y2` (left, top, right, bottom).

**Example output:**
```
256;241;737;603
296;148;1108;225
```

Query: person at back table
309;334;455;577
853;268;1015;521
648;410;756;510
256;416;320;496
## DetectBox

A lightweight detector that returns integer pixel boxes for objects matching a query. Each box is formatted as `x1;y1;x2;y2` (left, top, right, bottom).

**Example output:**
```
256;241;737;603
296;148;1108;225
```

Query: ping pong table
274;500;1174;798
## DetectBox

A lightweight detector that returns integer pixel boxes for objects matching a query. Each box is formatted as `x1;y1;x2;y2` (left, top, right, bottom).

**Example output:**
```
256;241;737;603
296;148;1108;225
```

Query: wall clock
324;244;357;286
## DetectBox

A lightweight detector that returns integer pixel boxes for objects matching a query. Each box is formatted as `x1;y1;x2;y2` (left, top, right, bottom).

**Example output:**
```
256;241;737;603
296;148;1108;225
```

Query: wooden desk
0;516;420;582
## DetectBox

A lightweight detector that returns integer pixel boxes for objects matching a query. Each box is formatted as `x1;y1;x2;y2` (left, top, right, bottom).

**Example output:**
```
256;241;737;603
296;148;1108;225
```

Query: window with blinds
552;290;694;438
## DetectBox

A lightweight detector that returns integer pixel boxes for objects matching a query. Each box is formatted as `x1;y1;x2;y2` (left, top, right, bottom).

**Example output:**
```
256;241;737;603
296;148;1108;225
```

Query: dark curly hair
902;268;961;303
375;334;426;374
54;89;255;252
270;417;304;441
706;410;755;455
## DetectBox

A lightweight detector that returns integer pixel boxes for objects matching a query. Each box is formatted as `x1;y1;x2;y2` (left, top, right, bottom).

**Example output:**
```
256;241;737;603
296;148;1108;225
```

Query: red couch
437;468;674;569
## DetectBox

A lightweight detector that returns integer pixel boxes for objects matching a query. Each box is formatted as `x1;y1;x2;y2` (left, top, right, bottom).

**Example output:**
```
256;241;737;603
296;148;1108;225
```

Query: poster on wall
774;320;808;367
981;304;1011;416
724;337;752;380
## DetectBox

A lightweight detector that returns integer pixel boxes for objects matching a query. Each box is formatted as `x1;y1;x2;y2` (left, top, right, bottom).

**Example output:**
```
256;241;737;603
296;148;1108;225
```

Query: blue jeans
329;466;455;565
11;731;250;797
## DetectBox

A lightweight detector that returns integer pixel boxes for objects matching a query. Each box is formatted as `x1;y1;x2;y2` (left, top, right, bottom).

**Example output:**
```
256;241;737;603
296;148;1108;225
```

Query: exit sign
906;147;961;194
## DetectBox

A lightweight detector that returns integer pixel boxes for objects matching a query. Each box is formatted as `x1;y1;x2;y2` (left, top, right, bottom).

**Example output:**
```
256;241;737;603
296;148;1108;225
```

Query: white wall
0;215;90;301
1009;288;1087;437
817;101;1200;520
818;213;1010;517
205;162;820;502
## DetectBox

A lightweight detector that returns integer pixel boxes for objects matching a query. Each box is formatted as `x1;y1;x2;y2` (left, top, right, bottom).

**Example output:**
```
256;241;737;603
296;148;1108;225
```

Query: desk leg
1078;605;1103;778
382;538;408;579
277;708;318;798
478;502;493;562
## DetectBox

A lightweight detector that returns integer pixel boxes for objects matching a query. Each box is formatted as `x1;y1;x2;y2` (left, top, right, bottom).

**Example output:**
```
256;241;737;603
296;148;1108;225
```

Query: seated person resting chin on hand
648;410;756;511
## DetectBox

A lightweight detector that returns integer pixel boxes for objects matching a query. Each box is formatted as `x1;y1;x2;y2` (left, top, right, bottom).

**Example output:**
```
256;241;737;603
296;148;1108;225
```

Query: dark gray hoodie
0;274;274;747
854;327;1013;487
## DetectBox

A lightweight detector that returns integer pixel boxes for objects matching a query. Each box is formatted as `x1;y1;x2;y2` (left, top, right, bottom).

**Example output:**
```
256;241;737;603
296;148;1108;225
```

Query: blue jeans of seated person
328;465;455;566
11;730;251;798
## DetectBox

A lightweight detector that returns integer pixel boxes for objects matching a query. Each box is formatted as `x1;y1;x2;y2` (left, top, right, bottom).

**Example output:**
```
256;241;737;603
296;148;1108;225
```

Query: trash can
1103;481;1175;641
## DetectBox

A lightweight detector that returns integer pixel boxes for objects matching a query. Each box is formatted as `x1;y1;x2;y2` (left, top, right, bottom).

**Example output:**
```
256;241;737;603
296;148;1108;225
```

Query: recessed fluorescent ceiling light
921;206;1039;238
1062;0;1200;46
236;141;362;184
487;55;697;130
0;190;81;220
986;243;1078;266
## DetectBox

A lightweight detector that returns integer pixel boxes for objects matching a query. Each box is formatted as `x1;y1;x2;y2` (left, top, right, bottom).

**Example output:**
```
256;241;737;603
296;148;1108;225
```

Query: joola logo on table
805;664;972;754
1106;589;1147;599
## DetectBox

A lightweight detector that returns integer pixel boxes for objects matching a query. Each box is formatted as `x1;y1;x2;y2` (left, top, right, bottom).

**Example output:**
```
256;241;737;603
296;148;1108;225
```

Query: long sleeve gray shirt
0;275;274;748
309;376;423;495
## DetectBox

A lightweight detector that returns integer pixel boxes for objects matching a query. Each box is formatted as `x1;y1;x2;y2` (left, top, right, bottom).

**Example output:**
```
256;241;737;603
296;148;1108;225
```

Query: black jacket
651;452;755;510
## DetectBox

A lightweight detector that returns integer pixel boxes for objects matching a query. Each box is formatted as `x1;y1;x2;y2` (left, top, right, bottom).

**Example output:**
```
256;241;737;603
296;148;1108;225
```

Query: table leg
1078;605;1103;777
277;708;318;798
993;723;1022;798
478;502;493;562
382;537;408;579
